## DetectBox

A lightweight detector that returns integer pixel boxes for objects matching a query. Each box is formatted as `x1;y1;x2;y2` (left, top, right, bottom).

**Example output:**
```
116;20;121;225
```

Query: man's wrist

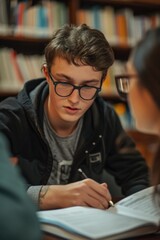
38;185;49;209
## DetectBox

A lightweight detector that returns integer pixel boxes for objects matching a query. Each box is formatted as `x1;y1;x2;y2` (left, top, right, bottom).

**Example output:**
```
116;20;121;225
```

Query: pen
78;168;88;178
78;168;114;207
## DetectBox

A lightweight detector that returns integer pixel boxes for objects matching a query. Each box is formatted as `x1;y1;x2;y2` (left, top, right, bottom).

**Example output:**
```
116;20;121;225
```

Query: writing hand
39;179;112;210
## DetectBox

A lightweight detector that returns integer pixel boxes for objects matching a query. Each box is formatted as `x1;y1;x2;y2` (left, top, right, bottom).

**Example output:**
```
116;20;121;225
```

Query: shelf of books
1;0;160;38
0;0;69;37
76;1;160;46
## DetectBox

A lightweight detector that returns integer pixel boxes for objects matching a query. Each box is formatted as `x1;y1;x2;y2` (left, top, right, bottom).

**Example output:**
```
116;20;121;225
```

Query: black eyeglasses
49;72;101;100
115;74;137;100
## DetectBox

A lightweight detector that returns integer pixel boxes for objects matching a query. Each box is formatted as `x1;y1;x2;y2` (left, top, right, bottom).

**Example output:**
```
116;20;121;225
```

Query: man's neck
44;98;78;137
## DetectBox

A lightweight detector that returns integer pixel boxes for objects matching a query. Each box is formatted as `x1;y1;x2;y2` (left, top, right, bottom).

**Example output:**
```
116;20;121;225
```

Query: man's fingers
83;194;109;209
81;179;111;209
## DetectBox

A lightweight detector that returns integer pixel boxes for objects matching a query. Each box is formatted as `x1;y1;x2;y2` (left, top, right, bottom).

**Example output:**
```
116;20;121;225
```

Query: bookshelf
1;0;160;95
0;0;159;166
0;35;49;54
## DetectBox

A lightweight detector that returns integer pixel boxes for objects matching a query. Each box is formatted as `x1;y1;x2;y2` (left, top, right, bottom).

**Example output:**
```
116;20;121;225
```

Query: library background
0;0;159;168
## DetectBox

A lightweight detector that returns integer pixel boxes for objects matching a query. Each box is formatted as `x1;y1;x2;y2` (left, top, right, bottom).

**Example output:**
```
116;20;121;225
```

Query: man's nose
68;88;80;103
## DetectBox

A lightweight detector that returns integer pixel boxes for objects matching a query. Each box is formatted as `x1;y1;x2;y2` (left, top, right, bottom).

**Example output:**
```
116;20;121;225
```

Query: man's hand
39;179;112;210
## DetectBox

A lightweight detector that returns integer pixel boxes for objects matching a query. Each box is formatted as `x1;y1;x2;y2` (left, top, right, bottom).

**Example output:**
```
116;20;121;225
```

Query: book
101;6;117;45
37;186;160;240
115;10;128;45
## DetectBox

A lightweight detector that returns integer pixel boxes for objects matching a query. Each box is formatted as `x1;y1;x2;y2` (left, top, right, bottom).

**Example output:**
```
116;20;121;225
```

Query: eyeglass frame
48;72;102;100
115;74;137;100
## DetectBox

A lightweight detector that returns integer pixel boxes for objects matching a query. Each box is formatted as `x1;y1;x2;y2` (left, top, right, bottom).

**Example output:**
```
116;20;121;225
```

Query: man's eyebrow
55;73;100;84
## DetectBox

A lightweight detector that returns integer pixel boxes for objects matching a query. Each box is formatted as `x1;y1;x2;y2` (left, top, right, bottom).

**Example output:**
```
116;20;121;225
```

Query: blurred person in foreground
0;133;41;240
115;27;160;202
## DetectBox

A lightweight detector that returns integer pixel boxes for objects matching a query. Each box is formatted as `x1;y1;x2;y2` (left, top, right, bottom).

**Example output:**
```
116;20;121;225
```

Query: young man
0;24;149;210
0;133;41;240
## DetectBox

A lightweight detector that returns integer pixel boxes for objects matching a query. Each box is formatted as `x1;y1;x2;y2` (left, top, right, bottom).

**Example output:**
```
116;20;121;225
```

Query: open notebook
37;186;160;240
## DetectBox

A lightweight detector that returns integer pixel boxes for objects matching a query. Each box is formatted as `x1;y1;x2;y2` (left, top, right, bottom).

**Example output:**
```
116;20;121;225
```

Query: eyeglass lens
118;78;130;93
55;82;98;100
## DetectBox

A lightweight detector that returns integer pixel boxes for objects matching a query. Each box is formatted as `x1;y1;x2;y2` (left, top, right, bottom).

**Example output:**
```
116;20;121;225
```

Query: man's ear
42;64;49;82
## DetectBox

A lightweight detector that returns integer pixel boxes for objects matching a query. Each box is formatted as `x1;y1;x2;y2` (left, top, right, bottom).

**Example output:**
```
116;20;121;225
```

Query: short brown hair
44;24;114;81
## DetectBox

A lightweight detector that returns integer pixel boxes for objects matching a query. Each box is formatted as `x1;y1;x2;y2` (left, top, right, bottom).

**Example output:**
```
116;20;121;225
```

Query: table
43;232;160;240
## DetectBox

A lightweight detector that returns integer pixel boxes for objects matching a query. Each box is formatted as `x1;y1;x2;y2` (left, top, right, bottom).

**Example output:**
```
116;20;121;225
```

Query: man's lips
66;106;79;110
64;106;80;113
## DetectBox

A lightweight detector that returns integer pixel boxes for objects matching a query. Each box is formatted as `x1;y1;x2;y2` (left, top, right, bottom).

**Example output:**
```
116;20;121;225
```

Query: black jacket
0;78;149;196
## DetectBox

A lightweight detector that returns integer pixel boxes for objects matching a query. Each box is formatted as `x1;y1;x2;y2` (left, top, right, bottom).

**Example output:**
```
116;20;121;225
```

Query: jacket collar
17;78;48;130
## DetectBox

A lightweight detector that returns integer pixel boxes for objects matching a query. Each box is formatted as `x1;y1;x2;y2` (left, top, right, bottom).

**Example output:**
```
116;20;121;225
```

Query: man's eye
83;85;95;88
57;80;67;83
61;82;71;85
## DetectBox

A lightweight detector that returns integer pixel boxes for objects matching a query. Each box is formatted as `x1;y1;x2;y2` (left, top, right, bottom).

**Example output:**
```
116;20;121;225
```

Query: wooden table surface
43;232;160;240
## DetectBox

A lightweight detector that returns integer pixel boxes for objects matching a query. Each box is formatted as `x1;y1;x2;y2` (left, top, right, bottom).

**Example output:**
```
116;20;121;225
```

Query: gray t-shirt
27;111;83;205
44;112;83;185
